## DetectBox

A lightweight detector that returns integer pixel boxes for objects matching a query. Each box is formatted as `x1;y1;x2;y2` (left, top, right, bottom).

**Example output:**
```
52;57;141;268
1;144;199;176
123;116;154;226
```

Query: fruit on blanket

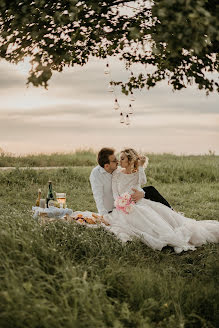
92;213;103;223
92;213;99;219
73;213;106;225
85;218;96;224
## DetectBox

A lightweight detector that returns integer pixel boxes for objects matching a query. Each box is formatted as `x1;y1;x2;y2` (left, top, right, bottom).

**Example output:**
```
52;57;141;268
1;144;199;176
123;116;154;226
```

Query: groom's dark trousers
142;186;172;208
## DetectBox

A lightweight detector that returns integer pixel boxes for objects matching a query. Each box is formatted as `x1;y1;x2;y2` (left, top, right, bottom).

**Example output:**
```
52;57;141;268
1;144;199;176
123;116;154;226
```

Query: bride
104;148;219;253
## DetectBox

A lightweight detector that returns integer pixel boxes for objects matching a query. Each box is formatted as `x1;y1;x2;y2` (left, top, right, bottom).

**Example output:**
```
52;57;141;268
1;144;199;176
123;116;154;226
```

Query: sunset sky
0;56;218;155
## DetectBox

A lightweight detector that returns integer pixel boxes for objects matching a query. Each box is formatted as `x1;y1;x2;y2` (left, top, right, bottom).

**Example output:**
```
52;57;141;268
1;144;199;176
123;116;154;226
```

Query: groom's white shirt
90;165;147;215
89;165;114;215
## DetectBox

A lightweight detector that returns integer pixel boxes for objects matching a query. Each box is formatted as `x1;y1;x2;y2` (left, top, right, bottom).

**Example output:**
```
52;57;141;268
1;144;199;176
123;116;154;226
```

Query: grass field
0;149;97;167
0;151;218;327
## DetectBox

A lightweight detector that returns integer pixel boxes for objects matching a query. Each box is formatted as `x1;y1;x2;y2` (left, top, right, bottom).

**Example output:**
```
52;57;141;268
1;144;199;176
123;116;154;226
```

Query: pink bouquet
114;192;135;214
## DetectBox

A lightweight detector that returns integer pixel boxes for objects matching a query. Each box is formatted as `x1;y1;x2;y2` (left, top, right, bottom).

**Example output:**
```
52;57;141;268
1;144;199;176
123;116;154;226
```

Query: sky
0;56;219;155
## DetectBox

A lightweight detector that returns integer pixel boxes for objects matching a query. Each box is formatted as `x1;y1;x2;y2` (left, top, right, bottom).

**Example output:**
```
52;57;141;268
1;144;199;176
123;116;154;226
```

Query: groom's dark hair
98;148;115;167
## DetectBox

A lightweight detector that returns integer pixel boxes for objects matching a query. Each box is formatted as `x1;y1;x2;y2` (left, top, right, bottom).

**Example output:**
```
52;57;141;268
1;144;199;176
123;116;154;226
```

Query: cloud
0;57;219;155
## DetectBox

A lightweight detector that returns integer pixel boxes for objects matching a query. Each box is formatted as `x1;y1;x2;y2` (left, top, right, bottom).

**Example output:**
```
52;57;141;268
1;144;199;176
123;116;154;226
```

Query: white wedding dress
104;167;219;253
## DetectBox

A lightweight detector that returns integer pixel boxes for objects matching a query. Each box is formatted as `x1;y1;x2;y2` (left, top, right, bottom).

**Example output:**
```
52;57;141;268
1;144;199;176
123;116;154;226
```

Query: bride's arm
138;156;148;186
112;170;120;200
131;168;146;203
138;166;147;186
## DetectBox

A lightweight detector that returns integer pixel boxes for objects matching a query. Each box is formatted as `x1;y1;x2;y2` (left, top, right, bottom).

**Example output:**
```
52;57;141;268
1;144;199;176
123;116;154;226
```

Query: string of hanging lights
104;60;135;125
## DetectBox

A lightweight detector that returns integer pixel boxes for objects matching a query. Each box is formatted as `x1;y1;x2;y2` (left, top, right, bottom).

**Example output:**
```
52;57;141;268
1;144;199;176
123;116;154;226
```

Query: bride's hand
131;188;144;202
138;156;146;166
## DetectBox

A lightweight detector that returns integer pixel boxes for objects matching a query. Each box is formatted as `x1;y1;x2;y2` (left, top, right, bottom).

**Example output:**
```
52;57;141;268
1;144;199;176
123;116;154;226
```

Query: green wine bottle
46;181;55;208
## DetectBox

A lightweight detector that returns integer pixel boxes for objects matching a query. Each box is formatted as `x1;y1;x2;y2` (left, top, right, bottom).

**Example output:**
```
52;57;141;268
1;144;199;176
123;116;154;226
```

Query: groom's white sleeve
89;172;108;215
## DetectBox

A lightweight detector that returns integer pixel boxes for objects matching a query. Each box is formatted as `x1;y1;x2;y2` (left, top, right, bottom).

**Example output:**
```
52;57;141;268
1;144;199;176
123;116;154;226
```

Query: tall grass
0;148;218;171
0;149;97;167
0;154;218;327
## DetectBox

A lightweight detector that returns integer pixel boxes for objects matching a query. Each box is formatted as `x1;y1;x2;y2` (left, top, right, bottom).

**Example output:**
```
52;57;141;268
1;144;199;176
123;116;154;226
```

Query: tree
0;0;218;94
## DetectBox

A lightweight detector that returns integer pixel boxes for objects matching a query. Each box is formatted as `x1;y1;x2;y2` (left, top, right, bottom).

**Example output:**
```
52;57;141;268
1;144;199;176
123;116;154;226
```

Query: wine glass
56;193;66;208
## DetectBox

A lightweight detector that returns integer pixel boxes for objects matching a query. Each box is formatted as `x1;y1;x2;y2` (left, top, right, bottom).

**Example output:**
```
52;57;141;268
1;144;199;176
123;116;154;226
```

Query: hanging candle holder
108;82;114;92
113;98;120;110
104;60;136;125
128;104;133;114
104;63;110;75
120;112;125;123
125;114;130;125
130;91;135;101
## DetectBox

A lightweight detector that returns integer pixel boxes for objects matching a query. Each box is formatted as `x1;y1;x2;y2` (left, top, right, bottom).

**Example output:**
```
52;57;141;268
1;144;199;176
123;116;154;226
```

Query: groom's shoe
162;246;174;252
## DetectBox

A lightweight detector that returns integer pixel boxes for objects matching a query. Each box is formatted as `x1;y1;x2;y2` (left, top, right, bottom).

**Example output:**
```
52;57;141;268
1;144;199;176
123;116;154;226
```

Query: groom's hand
131;189;144;203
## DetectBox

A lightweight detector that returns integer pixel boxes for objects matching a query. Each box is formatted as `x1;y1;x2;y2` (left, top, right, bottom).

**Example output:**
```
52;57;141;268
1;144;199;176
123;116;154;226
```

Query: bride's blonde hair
122;148;140;173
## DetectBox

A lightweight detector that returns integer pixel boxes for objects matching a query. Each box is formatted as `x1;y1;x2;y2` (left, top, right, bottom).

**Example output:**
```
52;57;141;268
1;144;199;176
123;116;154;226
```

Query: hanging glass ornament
108;82;114;92
120;112;125;123
125;114;130;125
128;104;133;114
113;98;120;110
104;63;110;74
130;91;135;101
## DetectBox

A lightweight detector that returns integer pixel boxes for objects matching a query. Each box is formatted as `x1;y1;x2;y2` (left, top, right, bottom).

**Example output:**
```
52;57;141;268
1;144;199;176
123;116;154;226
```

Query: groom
89;147;172;215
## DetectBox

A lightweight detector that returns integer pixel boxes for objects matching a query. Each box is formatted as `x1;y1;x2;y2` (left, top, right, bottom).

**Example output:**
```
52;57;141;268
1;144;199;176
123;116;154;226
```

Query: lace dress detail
112;167;146;199
104;168;219;253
